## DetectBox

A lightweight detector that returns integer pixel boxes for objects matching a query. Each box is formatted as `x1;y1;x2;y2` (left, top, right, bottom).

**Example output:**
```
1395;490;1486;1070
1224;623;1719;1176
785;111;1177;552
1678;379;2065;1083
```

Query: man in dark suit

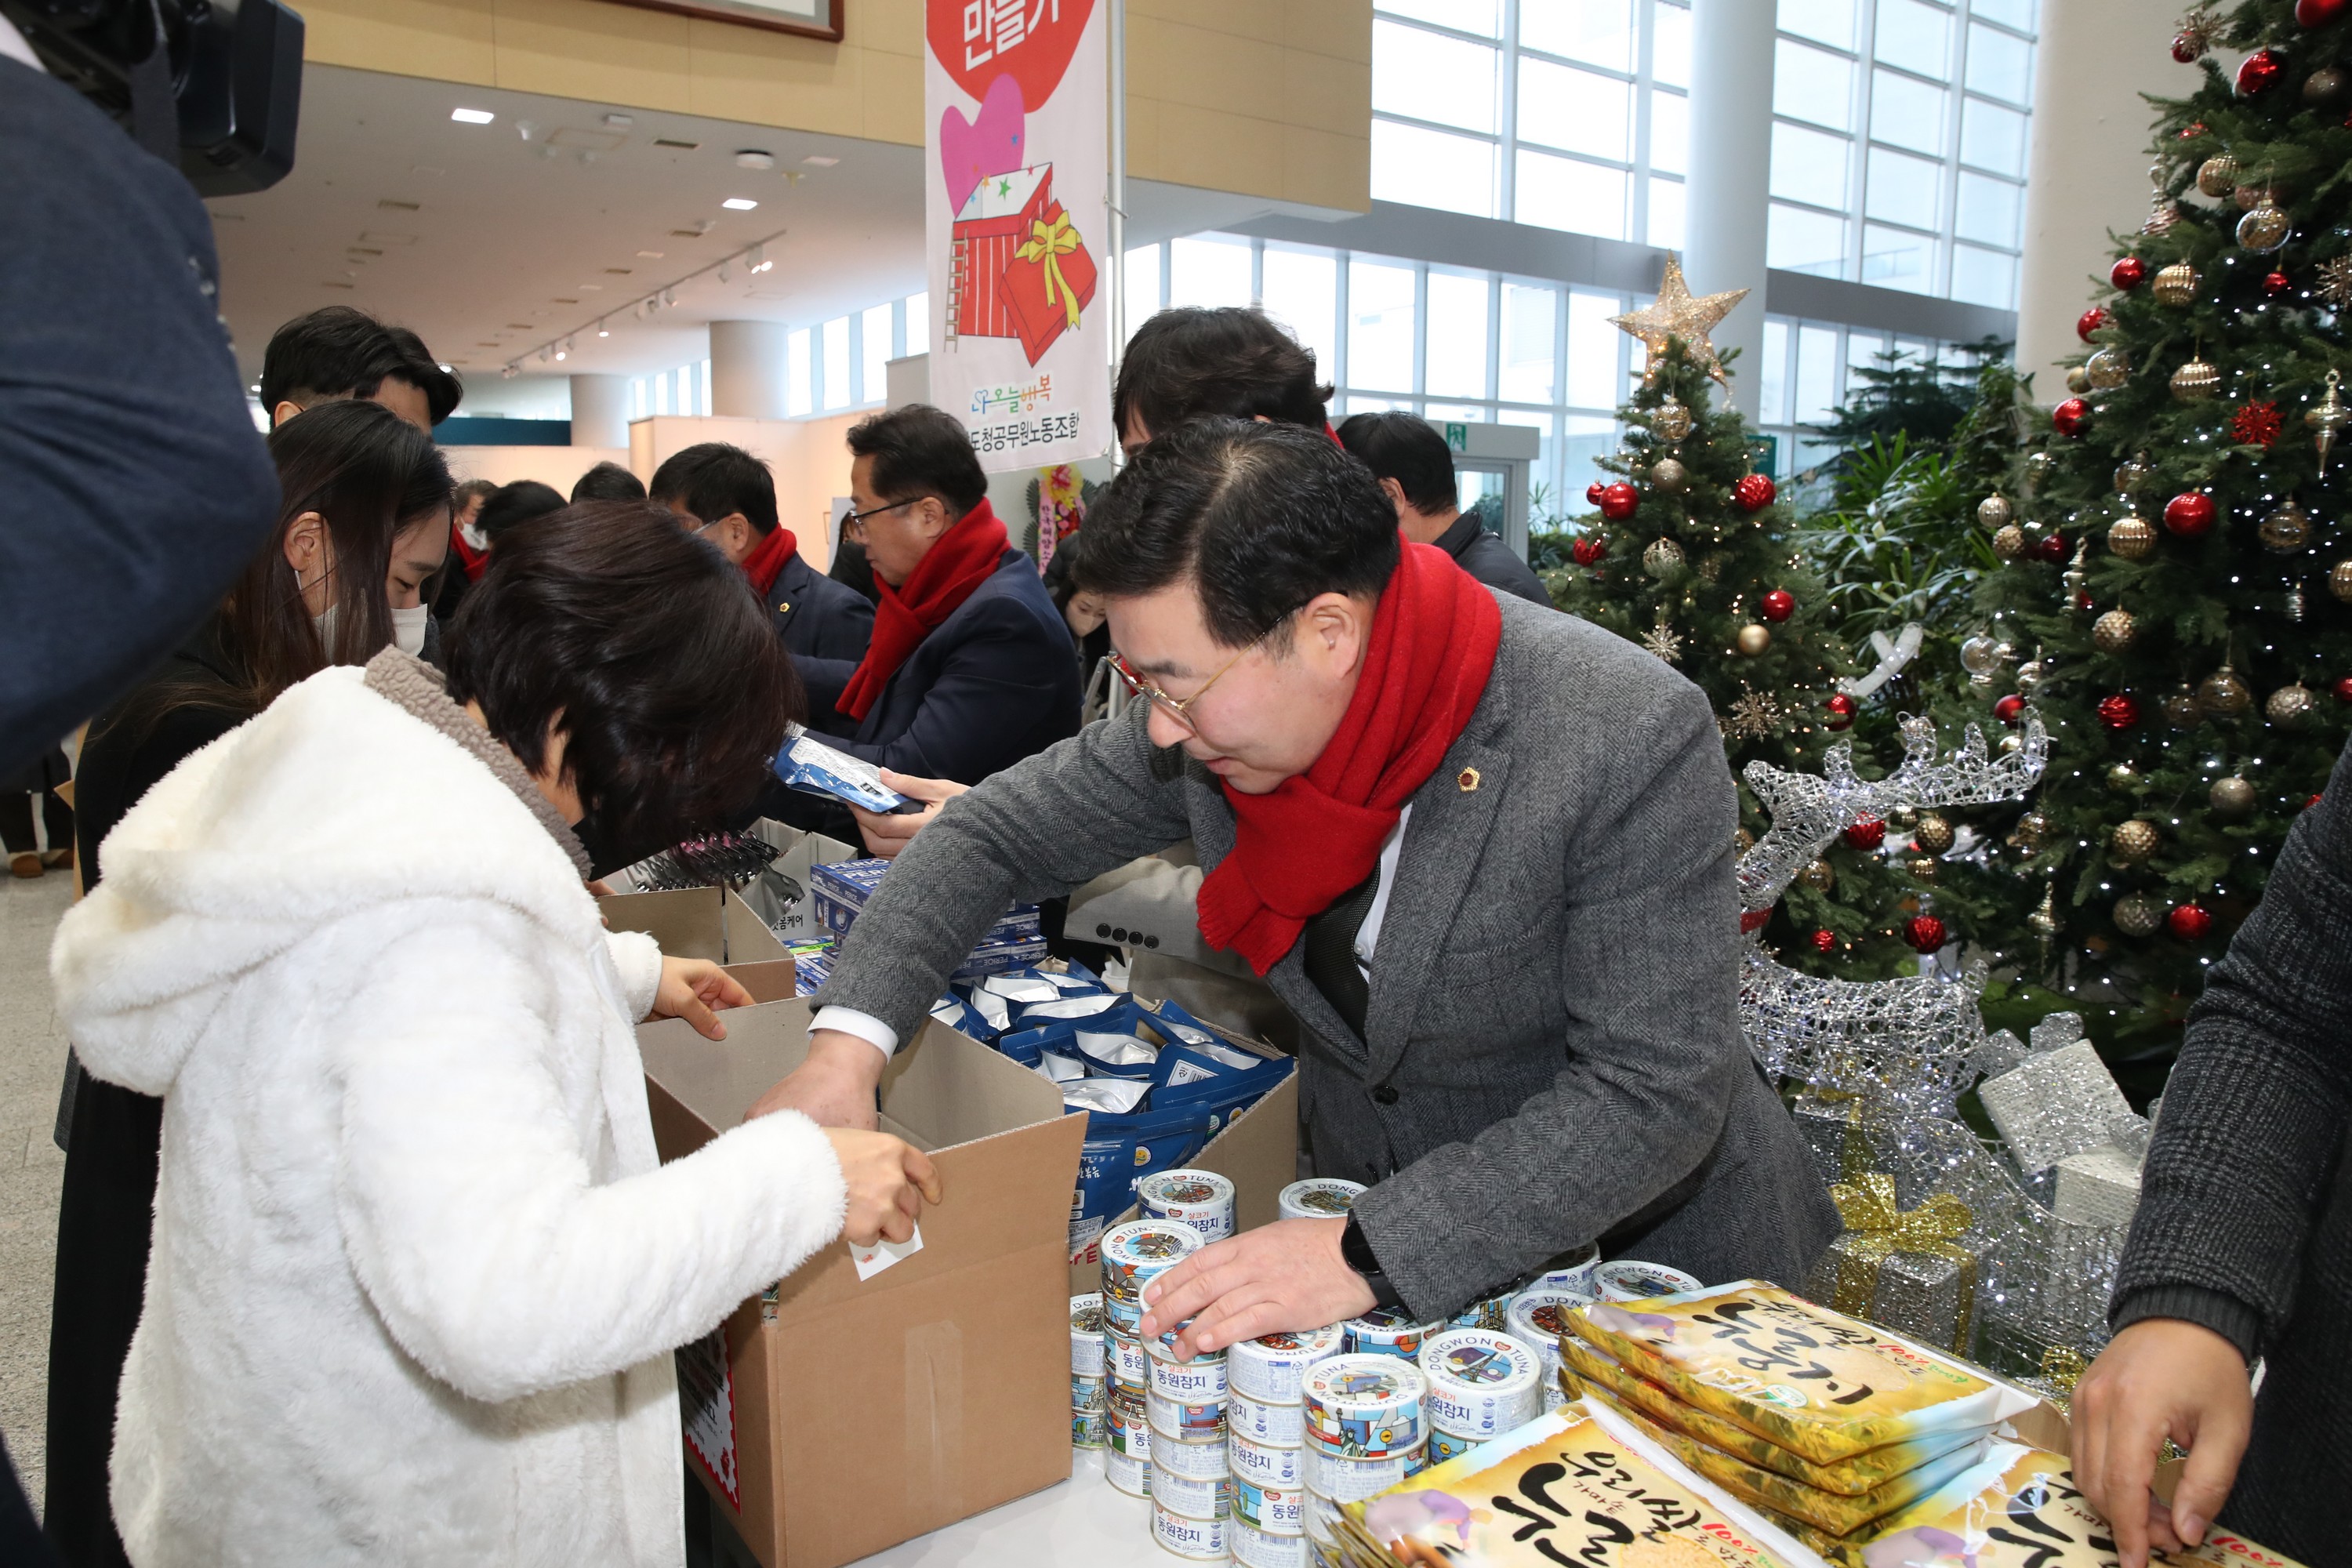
650;442;874;665
781;405;1078;828
1338;412;1548;607
757;419;1836;1345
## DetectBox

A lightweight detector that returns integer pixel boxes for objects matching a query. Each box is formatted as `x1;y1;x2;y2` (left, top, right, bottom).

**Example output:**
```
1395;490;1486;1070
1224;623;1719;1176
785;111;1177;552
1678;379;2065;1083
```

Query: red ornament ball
2111;256;2147;292
2076;307;2107;341
2263;270;2293;297
1739;908;1772;935
1570;535;1606;567
2053;397;2089;437
1994;694;2025;726
1844;817;1886;851
1586;481;1607;506
2167;902;2215;942
1733;473;1777;512
1760;588;1796;622
1904;915;1948;953
2163;492;2217;536
2172;32;2203;63
1599;481;1640;520
1824;692;1857;731
2336;676;2352;704
1809;929;1837;955
2296;0;2350;27
2238;49;2285;96
2036;532;2070;563
2098;693;2142;730
2077;591;2098;612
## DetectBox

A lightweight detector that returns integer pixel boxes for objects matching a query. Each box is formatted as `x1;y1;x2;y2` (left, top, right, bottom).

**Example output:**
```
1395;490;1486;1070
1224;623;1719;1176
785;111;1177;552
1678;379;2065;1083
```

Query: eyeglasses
840;497;917;541
1106;622;1283;734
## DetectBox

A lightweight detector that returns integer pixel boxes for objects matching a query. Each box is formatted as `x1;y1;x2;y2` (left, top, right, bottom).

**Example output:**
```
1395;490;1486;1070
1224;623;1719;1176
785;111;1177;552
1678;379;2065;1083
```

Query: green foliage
1809;337;2013;460
1798;434;1998;646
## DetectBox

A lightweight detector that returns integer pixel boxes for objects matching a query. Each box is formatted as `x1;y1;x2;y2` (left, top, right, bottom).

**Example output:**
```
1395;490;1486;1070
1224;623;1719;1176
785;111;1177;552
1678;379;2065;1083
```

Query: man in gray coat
759;419;1836;1349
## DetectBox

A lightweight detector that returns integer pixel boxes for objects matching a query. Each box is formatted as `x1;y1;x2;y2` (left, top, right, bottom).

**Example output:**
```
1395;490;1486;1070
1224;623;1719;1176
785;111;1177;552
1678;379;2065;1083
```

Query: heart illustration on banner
928;0;1097;114
939;71;1025;213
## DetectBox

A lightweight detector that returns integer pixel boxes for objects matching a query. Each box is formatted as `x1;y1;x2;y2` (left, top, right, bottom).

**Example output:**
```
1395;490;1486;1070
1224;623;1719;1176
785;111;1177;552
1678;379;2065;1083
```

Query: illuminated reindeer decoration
1736;713;2049;1117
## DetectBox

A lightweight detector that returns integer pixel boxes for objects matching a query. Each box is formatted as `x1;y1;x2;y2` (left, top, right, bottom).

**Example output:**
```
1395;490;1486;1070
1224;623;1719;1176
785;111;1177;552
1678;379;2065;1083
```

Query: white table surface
848;1450;1171;1567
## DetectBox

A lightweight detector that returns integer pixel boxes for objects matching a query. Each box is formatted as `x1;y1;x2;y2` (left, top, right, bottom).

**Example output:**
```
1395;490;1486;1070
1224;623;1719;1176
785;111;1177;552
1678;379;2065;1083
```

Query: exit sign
1444;423;1469;451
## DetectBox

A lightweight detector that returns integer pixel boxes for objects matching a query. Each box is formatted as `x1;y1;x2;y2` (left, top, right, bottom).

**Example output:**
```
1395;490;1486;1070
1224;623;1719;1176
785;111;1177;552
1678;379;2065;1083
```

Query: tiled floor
0;869;71;1510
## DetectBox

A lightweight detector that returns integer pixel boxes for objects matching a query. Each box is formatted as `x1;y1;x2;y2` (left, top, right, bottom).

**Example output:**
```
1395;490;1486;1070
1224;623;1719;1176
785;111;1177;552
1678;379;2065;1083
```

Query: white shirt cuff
811;1005;898;1058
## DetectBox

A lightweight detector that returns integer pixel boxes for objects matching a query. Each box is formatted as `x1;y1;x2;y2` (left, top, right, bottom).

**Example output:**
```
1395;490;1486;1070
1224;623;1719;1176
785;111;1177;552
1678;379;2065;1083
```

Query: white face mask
312;604;340;655
391;603;430;657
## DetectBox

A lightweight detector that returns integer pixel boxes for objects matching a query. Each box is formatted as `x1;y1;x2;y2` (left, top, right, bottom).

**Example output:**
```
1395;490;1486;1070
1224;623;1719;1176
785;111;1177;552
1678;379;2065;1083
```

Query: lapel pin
777;601;790;613
1457;767;1481;793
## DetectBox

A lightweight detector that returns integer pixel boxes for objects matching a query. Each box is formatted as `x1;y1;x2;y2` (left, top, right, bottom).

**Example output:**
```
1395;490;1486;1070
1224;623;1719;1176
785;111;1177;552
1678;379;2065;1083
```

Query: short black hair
845;405;989;517
443;502;802;866
475;480;567;545
259;307;460;423
1112;307;1332;443
648;443;778;534
572;461;648;504
383;326;464;424
1075;419;1399;648
1336;412;1458;516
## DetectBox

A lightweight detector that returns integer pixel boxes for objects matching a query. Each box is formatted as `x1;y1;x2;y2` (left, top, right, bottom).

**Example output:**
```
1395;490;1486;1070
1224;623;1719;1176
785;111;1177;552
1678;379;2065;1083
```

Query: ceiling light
597;321;610;337
801;154;839;167
749;244;771;274
735;150;775;170
662;288;677;307
565;338;576;354
554;349;566;361
450;107;495;125
722;197;759;211
604;112;635;130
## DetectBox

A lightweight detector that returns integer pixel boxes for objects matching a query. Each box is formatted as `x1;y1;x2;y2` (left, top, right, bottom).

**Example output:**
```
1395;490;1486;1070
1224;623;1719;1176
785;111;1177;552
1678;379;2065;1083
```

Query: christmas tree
1951;0;2352;1075
1551;261;1924;979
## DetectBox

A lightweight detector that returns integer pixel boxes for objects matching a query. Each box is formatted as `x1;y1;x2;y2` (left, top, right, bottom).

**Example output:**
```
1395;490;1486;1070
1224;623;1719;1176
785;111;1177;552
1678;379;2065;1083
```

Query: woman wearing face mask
43;397;453;1568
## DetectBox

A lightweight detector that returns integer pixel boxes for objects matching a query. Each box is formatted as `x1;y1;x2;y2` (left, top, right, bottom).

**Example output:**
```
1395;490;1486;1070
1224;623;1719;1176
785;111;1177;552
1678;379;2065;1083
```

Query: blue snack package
927;993;989;1039
772;726;917;814
995;996;1146;1067
1071;1102;1216;1260
1073;1029;1160;1080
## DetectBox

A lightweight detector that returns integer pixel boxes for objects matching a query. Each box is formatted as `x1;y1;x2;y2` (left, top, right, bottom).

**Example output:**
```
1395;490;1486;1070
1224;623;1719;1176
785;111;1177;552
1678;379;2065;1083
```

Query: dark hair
1075;419;1398;648
259;307;459;423
454;478;499;508
383;326;464;425
1336;412;1458;516
442;503;802;864
845;405;988;517
227;400;452;704
572;461;648;504
475;480;567;546
648;442;777;533
1041;528;1087;613
1112;307;1332;443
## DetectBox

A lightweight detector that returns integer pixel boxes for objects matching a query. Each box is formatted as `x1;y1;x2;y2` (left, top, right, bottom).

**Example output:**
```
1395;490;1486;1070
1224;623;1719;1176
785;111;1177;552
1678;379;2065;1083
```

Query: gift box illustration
949;161;1096;365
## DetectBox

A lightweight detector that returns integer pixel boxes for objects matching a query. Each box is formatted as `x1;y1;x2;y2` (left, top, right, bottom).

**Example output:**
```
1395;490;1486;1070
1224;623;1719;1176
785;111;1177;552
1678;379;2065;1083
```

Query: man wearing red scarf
757;419;1838;1346
650;442;874;664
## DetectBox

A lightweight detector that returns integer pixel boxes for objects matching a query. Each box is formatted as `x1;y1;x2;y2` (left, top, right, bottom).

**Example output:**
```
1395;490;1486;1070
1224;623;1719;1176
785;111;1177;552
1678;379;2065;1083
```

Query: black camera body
3;0;303;194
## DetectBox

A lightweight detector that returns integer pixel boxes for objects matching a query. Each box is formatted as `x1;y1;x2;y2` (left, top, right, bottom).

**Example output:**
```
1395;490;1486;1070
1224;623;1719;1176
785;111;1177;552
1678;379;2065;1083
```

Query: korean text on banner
925;0;1111;473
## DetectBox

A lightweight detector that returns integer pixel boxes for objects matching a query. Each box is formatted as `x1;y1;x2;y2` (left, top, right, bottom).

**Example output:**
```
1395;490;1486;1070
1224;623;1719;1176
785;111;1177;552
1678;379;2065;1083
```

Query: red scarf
450;518;491;583
1197;537;1502;975
740;523;800;599
836;498;1010;723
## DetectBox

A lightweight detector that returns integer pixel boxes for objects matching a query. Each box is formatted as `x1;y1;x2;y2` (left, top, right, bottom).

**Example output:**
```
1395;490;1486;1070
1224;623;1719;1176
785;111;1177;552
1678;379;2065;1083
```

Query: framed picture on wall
608;0;844;43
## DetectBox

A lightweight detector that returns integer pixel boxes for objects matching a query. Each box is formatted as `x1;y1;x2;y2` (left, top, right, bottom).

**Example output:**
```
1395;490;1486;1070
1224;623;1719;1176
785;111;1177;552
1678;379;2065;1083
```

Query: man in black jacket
1338;412;1548;607
652;442;874;665
2075;735;2352;1568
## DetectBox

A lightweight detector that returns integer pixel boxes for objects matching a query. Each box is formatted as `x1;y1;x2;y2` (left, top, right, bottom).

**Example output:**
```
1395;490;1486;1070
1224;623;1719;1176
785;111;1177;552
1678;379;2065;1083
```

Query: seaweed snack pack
1333;1399;1814;1568
771;725;918;814
1564;1282;2035;1465
809;856;1047;978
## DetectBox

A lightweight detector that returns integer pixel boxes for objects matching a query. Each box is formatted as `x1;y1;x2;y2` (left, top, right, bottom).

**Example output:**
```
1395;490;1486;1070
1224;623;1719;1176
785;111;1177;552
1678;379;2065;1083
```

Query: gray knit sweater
2110;733;2352;1564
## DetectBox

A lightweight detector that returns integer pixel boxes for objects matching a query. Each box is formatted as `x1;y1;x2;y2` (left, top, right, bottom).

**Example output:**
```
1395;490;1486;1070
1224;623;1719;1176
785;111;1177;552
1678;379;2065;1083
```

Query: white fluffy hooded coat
49;657;849;1566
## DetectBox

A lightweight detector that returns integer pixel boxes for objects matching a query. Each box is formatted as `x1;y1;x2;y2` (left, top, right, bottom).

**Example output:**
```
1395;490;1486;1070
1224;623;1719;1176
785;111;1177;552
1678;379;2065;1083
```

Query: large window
626;291;930;421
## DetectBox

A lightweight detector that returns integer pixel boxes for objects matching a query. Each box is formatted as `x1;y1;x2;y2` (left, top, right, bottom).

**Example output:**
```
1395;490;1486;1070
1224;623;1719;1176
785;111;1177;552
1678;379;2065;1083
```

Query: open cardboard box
601;882;793;968
641;997;1087;1568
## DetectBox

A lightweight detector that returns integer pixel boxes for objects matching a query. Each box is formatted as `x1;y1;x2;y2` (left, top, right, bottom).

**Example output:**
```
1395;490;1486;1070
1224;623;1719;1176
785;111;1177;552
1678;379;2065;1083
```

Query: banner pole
1106;0;1127;462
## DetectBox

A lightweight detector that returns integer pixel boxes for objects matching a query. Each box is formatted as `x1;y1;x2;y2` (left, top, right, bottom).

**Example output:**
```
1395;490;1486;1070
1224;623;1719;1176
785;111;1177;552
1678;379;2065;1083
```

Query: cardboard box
601;882;792;967
642;997;1087;1568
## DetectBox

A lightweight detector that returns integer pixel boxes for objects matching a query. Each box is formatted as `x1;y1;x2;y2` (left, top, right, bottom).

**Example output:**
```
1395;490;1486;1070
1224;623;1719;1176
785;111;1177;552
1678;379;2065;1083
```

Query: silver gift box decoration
1791;1090;1860;1188
1977;1039;2133;1175
2053;1144;2143;1229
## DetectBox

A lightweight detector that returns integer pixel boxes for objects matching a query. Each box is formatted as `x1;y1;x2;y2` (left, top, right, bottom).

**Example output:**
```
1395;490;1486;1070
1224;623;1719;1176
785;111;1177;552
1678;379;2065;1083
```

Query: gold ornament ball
2085;347;2132;390
1735;622;1772;657
1890;804;1920;831
1998;731;2024;754
2092;608;2137;653
1642;536;1686;578
2009;810;2053;850
2016;659;2046;695
2195;154;2239;197
2238;202;2292;253
2108;515;2158;560
2307;65;2349;104
2259;501;2312;552
2113;892;2166;938
2162;684;2204;728
1798;858;1835;892
2114;456;2152;494
1993;524;2027;560
2199;667;2254;717
1908;856;1939;882
2026;450;2056;486
2234;181;2274;213
1650;456;1689;492
2170;357;2222;401
2107;762;2140;791
1652;399;1694;441
2153;262;2201;305
2210;775;2257;818
1976;493;2014;529
2066;365;2092;395
2111;819;2161;863
1914;813;1955;855
2268;682;2318;728
2331;559;2352;603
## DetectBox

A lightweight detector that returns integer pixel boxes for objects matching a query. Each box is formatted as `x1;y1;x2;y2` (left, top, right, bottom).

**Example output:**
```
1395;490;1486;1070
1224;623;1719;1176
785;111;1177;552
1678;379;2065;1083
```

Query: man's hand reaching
849;771;968;858
747;1028;887;1131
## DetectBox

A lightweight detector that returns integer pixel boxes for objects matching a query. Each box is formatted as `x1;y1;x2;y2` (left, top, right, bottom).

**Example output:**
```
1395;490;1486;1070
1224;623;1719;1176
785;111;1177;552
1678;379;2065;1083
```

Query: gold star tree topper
1610;252;1751;389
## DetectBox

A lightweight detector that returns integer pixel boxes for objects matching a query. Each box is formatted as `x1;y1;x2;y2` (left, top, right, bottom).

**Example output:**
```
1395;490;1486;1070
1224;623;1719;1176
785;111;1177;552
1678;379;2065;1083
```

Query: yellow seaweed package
1558;1333;1993;1497
1565;1281;2034;1464
1779;1443;2309;1568
1339;1403;1812;1568
1579;1381;1991;1537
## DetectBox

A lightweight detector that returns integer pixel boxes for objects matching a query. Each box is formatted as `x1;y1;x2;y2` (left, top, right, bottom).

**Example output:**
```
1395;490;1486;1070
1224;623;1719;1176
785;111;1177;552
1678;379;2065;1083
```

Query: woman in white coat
49;503;938;1567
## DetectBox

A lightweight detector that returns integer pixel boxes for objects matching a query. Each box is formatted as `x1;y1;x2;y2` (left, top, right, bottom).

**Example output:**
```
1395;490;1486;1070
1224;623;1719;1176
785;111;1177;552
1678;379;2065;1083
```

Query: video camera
2;0;302;194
